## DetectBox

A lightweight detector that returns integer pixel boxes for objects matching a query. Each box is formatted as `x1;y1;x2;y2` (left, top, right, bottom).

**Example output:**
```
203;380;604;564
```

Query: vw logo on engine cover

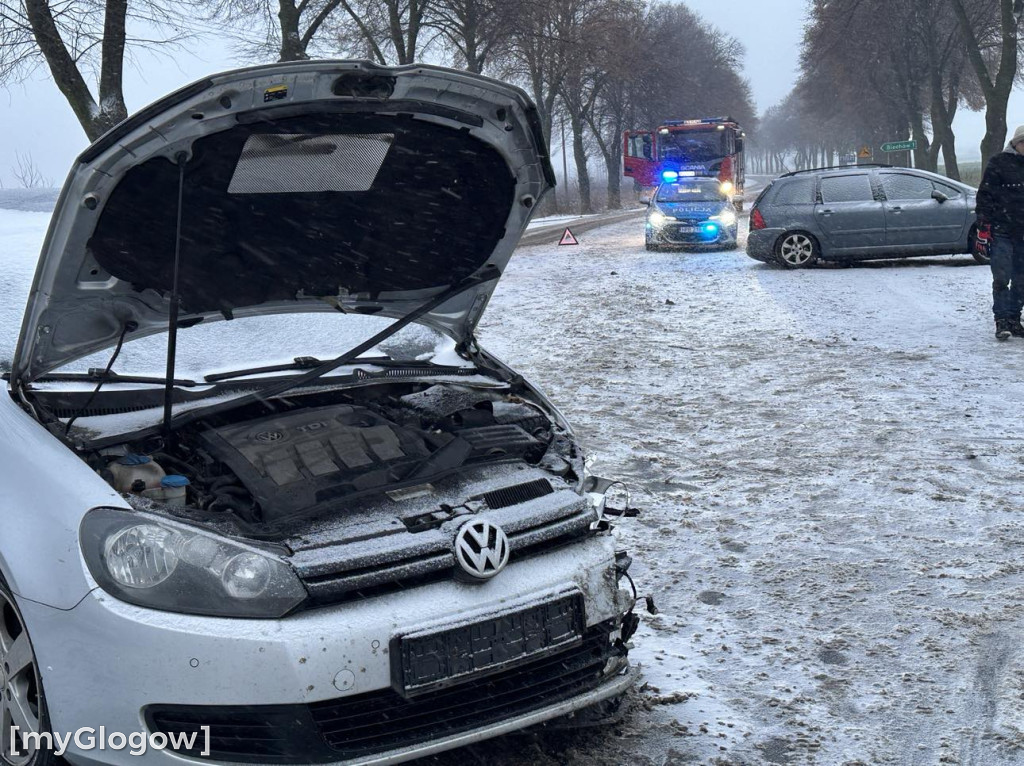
453;519;510;581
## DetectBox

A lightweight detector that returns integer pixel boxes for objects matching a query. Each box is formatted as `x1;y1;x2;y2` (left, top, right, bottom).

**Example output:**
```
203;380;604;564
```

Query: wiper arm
203;355;396;383
166;265;500;432
31;369;198;387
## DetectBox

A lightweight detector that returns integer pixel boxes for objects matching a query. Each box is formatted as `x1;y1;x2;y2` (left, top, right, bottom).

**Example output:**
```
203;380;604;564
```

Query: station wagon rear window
773;178;815;204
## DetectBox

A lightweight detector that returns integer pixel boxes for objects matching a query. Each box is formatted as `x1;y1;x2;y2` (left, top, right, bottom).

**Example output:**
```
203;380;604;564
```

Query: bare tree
552;0;614;214
332;0;433;64
948;0;1023;167
799;0;980;176
495;0;567;150
11;151;49;187
204;0;348;61
0;0;195;140
427;0;511;73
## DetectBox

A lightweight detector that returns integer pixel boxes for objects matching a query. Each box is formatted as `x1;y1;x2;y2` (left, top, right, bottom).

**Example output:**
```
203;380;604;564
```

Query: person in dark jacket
976;125;1024;339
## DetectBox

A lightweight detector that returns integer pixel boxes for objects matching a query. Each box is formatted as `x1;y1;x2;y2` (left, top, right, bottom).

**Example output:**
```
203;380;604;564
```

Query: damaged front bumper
22;535;636;766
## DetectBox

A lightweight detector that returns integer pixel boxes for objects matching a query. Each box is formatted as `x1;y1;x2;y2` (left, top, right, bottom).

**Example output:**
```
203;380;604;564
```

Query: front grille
145;705;324;763
312;626;613;758
144;626;616;764
481;478;553;509
294;495;597;607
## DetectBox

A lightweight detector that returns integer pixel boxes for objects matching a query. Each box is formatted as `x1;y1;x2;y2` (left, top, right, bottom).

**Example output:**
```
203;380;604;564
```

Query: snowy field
2;203;1024;765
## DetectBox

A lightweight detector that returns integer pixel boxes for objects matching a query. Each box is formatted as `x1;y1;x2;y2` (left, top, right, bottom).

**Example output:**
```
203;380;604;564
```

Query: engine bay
83;382;578;529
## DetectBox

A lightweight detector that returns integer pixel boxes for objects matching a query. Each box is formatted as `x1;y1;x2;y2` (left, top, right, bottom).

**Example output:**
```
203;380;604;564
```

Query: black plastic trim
235;99;484;128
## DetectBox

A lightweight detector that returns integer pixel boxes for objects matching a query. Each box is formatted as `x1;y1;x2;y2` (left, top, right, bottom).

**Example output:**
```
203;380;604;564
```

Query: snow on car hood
11;61;555;387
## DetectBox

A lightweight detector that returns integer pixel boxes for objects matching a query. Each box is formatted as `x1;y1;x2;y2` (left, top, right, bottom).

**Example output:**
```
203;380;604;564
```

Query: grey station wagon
747;166;981;268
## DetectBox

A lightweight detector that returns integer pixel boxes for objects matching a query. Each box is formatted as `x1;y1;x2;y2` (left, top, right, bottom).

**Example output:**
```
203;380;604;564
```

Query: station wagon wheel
0;588;51;766
775;232;819;269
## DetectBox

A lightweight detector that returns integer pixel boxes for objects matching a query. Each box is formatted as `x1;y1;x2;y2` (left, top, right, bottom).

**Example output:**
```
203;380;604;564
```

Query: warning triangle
559;228;579;246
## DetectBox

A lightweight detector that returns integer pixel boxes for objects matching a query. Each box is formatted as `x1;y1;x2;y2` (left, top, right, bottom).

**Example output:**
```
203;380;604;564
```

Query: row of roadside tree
751;0;1024;181
0;0;755;212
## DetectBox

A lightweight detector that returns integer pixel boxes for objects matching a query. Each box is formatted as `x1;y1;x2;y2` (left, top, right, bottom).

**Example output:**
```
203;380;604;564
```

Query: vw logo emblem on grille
453;519;510;581
254;430;284;442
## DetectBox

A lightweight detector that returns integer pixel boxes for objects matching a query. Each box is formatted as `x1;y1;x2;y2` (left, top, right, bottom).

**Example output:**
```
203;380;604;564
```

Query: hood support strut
163;152;189;444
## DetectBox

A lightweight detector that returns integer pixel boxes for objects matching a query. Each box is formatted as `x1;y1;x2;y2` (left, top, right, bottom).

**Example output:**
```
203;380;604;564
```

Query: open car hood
11;61;555;388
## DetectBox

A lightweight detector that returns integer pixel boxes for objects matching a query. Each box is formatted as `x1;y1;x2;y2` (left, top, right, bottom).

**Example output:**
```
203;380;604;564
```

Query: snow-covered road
3;202;1023;765
465;221;1024;765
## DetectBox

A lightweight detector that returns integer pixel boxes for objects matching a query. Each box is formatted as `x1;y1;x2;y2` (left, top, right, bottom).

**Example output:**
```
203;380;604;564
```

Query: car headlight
720;181;735;194
81;507;307;618
648;210;670;226
713;209;737;226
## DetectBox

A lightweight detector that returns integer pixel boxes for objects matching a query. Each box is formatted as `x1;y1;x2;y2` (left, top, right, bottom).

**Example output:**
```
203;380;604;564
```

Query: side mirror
932;189;949;203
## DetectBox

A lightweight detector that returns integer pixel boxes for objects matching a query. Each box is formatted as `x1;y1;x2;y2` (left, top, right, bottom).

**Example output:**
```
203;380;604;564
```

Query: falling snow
4;194;1024;765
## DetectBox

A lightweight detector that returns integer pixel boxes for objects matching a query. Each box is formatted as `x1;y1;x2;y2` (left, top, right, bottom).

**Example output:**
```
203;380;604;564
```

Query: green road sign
881;140;917;153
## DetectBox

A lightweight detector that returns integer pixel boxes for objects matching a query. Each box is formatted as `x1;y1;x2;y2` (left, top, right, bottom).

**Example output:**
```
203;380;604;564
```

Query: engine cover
199;404;430;520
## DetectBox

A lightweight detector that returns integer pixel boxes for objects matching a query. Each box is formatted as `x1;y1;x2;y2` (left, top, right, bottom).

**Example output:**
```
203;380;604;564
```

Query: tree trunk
387;0;423;64
278;1;307;61
941;134;961;180
606;137;622;209
461;4;483;74
982;103;1010;164
587;129;620;210
464;37;481;73
569;112;591;214
98;0;129;130
930;90;960;180
910;113;935;171
24;0;108;140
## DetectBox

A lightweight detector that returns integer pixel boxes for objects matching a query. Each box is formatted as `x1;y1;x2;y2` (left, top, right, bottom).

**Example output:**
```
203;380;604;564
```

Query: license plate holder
393;594;585;697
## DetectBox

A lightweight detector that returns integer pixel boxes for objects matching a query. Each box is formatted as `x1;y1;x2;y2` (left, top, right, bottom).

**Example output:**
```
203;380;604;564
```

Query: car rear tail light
750;208;766;230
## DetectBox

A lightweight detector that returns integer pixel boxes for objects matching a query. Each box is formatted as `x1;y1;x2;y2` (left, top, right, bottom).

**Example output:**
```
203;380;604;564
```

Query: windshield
48;313;455;381
656;181;727;203
659;129;725;163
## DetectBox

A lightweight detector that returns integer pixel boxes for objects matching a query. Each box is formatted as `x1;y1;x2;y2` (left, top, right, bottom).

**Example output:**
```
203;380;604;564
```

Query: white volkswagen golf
0;62;639;765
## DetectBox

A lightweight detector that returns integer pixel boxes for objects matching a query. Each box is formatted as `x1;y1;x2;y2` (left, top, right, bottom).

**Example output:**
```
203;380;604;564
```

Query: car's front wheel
0;583;55;766
775;232;820;269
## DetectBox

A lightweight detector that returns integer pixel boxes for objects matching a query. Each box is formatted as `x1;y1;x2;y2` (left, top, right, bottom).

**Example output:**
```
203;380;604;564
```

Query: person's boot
1010;317;1024;338
996;318;1013;340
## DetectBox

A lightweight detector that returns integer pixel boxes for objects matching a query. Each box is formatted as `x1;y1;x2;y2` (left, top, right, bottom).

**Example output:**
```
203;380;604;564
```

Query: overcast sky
683;0;806;112
0;0;1019;186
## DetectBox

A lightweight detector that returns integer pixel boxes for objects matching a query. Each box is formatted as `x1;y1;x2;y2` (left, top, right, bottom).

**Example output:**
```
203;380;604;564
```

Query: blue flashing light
701;222;720;238
661;170;679;183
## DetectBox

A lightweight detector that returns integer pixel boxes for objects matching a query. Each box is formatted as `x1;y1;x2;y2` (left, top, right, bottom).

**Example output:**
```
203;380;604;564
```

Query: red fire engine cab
624;117;746;207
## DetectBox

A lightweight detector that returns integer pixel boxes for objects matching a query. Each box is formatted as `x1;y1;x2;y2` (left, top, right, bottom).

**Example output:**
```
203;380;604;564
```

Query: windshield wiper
164;265;501;433
31;369;199;387
203;355;394;383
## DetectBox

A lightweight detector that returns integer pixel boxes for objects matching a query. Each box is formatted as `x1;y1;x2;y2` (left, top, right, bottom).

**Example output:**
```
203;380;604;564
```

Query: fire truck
623;117;746;207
